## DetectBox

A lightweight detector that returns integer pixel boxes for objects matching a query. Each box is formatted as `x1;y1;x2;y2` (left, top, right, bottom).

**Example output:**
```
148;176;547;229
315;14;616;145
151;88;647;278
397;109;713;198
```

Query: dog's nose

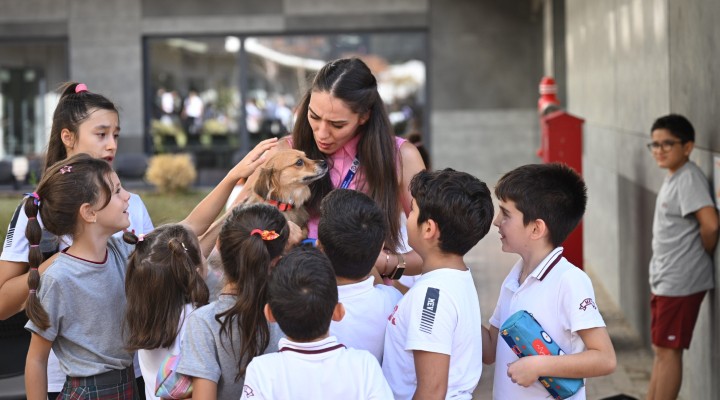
318;160;327;168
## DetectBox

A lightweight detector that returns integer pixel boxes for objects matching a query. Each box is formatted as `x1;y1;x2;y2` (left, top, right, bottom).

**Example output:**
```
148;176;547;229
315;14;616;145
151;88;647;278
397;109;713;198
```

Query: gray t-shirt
176;294;282;399
25;236;135;377
650;161;715;296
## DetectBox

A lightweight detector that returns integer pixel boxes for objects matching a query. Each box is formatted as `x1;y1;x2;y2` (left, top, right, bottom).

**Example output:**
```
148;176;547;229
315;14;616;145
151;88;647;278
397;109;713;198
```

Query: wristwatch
385;252;406;280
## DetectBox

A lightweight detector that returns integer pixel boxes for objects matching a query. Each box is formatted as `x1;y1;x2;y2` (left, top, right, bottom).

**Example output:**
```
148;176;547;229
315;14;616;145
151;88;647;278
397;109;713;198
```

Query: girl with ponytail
176;204;289;399
24;136;277;399
123;224;209;399
0;82;155;397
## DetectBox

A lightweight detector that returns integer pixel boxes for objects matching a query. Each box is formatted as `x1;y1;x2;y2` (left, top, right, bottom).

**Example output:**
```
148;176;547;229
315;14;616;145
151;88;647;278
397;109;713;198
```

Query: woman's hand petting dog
228;137;279;182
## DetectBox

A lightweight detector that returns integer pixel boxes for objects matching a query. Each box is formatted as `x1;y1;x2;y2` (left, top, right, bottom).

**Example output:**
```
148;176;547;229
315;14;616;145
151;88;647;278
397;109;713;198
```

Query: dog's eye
295;159;304;167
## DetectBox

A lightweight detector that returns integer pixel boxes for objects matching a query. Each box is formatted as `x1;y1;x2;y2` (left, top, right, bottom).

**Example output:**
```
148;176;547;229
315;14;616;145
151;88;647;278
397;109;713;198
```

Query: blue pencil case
500;310;584;400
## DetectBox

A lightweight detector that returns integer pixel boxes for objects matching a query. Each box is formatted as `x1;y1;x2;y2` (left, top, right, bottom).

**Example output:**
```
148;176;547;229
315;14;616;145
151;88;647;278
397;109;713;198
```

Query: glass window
0;40;67;160
145;32;427;171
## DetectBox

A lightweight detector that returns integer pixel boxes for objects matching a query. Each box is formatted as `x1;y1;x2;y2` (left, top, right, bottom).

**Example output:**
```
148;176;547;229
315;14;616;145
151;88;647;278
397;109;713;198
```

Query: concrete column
68;0;144;152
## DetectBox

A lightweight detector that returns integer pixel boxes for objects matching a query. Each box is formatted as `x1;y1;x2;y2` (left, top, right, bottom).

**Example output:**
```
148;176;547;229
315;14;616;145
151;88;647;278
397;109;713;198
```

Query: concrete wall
430;0;543;181
564;0;720;398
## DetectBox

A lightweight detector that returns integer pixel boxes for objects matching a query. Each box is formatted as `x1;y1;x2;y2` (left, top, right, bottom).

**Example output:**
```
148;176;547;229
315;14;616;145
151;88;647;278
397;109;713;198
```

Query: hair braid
24;197;50;330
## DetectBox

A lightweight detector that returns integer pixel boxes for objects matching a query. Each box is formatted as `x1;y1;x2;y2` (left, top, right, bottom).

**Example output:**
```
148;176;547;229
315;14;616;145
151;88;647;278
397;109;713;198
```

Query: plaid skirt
61;366;139;400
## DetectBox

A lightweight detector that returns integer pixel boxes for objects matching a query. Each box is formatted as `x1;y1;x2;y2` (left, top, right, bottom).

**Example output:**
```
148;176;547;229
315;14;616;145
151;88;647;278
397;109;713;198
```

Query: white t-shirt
488;247;606;400
2;192;153;392
139;304;194;400
241;336;392;400
330;276;402;363
383;268;482;400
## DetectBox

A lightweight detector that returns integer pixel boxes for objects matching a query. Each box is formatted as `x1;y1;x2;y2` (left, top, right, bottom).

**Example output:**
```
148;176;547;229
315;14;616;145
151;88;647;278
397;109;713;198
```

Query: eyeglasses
646;140;684;152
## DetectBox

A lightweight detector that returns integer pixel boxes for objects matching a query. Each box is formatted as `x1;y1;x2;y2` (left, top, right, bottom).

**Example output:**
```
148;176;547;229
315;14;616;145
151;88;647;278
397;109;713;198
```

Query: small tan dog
242;149;328;229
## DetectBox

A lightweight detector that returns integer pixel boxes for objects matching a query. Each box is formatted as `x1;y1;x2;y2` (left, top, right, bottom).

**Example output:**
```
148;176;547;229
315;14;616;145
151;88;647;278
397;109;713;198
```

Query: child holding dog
645;114;717;400
382;168;493;399
318;189;402;363
241;246;393;399
482;163;616;399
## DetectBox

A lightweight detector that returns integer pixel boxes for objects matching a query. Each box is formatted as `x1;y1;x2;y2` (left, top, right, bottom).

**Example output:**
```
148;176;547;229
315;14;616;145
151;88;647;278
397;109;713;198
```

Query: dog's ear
254;167;274;199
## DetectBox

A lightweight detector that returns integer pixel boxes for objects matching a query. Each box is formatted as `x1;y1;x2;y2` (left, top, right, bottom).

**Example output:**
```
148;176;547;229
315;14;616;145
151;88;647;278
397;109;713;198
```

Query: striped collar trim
530;247;564;281
277;336;346;355
279;343;346;355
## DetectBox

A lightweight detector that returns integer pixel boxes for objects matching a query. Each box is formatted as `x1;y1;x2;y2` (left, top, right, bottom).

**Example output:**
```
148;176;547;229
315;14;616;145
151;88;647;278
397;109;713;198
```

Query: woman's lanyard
339;157;360;189
302;156;360;247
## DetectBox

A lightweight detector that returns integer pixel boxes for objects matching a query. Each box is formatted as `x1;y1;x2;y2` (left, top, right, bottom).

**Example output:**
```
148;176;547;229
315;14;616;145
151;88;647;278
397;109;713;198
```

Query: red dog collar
265;199;293;212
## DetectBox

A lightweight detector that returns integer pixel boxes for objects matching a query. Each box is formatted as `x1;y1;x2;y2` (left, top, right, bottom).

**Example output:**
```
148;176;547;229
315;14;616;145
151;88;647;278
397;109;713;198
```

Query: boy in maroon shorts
646;114;718;400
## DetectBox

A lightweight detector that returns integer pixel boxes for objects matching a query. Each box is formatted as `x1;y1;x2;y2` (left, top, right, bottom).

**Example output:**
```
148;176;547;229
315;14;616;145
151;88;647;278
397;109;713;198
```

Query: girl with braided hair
24;135;276;399
0;82;155;397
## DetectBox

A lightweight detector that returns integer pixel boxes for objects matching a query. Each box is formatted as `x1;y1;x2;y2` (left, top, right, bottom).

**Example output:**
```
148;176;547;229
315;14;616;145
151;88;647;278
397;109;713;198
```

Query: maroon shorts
650;291;706;349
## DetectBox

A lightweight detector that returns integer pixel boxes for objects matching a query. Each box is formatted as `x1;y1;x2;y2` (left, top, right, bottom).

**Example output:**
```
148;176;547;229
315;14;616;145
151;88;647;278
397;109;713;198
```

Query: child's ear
60;129;76;150
529;218;549;241
270;255;282;268
682;140;694;157
423;218;439;240
331;302;345;322
264;304;276;323
78;203;97;224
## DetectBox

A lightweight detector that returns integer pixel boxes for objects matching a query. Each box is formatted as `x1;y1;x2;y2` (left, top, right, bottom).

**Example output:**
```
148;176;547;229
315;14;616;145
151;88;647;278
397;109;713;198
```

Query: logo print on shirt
388;304;399;326
243;385;255;397
579;298;597;311
419;288;440;334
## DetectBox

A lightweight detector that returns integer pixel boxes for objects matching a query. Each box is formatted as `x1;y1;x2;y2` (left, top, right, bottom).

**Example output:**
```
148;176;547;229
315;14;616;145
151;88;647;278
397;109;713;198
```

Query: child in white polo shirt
482;163;617;399
318;189;403;364
241;247;393;400
383;168;494;399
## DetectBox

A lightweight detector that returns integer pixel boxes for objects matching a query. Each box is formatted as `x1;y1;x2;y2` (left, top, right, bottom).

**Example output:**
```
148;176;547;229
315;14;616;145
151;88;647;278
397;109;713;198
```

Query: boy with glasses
646;114;718;400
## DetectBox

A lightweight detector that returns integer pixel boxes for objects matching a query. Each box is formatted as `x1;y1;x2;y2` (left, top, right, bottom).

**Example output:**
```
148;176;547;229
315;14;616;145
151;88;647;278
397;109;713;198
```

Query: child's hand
284;221;304;250
229;138;279;180
507;356;543;387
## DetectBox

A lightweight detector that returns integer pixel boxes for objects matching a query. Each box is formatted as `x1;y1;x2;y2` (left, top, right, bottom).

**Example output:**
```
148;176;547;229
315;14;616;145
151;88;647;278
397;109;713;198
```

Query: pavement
466;228;654;400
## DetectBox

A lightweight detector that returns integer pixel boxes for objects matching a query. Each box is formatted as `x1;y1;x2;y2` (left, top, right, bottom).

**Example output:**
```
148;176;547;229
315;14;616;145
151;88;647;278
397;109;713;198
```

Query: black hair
45;82;119;171
495;163;587;247
409;168;494;256
268;247;337;342
650;114;695;143
292;58;402;251
123;224;209;351
216;204;289;379
318;189;386;280
25;154;114;329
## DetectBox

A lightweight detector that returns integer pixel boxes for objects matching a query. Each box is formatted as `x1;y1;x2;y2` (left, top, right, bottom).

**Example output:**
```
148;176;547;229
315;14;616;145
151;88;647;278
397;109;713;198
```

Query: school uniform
241;336;392;400
330;276;402;363
489;247;606;400
3;193;152;393
25;236;137;398
383;268;482;400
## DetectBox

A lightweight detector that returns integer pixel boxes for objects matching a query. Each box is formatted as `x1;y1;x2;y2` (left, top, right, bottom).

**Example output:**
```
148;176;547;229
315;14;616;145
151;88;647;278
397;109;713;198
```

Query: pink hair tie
29;289;36;294
30;267;38;271
29;244;39;248
28;217;36;220
75;83;88;93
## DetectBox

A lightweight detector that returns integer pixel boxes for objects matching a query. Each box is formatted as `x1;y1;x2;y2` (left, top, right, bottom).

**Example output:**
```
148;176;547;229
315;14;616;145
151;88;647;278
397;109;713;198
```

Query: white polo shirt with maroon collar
489;247;606;400
241;336;392;400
